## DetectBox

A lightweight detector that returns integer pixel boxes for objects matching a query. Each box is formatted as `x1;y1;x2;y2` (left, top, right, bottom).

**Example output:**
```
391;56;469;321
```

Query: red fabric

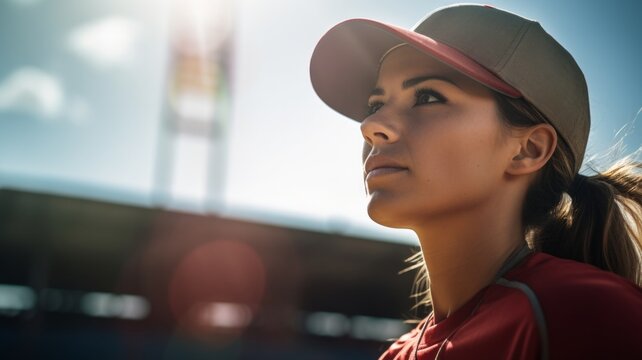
379;252;642;359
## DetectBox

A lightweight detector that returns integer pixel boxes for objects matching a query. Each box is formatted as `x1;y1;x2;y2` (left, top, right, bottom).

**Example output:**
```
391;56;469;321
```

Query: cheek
411;116;506;188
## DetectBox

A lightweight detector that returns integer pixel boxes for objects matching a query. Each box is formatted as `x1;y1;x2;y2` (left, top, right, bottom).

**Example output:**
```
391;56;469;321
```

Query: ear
506;124;557;176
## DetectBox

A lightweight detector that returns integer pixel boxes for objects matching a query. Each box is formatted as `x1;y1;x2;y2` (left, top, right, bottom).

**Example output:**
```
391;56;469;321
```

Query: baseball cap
309;4;589;173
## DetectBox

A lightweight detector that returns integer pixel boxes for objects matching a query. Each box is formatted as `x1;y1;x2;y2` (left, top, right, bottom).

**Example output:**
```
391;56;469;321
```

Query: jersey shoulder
508;251;642;304
506;252;642;358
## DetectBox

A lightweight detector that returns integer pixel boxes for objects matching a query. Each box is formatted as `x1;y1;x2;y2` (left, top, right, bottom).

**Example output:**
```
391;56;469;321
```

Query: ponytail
494;93;642;286
534;162;642;285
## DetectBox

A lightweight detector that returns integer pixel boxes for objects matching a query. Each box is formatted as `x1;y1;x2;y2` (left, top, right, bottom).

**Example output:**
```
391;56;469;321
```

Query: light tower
154;0;234;213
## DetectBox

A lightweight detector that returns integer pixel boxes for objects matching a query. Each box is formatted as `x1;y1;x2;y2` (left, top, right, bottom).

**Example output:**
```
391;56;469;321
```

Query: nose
360;112;400;146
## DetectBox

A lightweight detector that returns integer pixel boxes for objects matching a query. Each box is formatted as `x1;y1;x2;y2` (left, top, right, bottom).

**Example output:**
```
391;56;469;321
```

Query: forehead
378;45;473;82
376;45;481;89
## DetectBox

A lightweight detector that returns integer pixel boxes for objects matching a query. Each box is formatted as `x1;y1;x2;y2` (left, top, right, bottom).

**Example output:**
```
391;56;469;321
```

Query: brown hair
407;92;642;309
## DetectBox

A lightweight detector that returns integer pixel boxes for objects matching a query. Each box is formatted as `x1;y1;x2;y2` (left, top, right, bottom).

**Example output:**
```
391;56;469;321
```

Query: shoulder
505;252;642;358
507;252;642;307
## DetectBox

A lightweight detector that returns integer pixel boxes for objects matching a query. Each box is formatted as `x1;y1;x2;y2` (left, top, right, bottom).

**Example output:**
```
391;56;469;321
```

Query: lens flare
168;239;265;343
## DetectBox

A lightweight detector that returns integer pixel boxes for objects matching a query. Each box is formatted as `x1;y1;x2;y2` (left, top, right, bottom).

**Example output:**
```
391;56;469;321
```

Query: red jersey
379;252;642;359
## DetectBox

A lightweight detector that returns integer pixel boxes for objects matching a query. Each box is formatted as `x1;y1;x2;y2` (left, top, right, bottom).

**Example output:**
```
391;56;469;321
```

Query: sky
0;0;640;244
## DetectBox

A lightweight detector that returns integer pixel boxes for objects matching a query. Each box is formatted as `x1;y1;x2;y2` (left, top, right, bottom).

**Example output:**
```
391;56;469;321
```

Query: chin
366;193;413;229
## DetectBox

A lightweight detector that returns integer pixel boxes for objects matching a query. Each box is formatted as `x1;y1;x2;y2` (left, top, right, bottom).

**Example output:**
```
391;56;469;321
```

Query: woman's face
362;45;518;228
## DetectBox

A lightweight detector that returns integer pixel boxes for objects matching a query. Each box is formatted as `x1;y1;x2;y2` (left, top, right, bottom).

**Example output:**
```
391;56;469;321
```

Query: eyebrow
369;75;460;96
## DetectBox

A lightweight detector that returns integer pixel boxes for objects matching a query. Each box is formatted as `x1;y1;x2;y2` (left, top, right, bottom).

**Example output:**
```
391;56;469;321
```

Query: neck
413;194;525;323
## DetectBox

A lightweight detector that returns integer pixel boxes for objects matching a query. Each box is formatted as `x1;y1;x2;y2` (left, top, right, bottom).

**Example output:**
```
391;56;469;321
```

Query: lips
364;156;408;180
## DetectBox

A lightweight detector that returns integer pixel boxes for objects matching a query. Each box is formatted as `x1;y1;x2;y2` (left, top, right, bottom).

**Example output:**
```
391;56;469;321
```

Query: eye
414;88;446;106
367;101;384;115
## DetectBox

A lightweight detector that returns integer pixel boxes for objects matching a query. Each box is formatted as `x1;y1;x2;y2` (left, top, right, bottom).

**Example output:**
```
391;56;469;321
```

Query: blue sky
0;0;640;244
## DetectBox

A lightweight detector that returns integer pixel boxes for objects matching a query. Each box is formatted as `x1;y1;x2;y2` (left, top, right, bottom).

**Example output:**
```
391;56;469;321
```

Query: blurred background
0;0;640;358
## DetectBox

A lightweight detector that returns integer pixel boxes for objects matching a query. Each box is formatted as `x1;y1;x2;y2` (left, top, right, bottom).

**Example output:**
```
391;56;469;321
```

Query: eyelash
367;101;384;115
367;88;447;115
415;88;446;106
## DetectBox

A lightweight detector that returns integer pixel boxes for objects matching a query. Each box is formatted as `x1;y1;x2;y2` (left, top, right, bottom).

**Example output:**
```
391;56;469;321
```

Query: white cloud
68;16;141;68
0;67;64;119
0;67;92;124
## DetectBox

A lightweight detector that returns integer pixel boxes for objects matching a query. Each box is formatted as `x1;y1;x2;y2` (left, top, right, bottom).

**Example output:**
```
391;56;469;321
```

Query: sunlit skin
361;45;557;321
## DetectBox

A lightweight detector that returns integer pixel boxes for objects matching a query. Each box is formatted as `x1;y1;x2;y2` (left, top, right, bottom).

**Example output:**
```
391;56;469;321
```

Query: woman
309;4;642;360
